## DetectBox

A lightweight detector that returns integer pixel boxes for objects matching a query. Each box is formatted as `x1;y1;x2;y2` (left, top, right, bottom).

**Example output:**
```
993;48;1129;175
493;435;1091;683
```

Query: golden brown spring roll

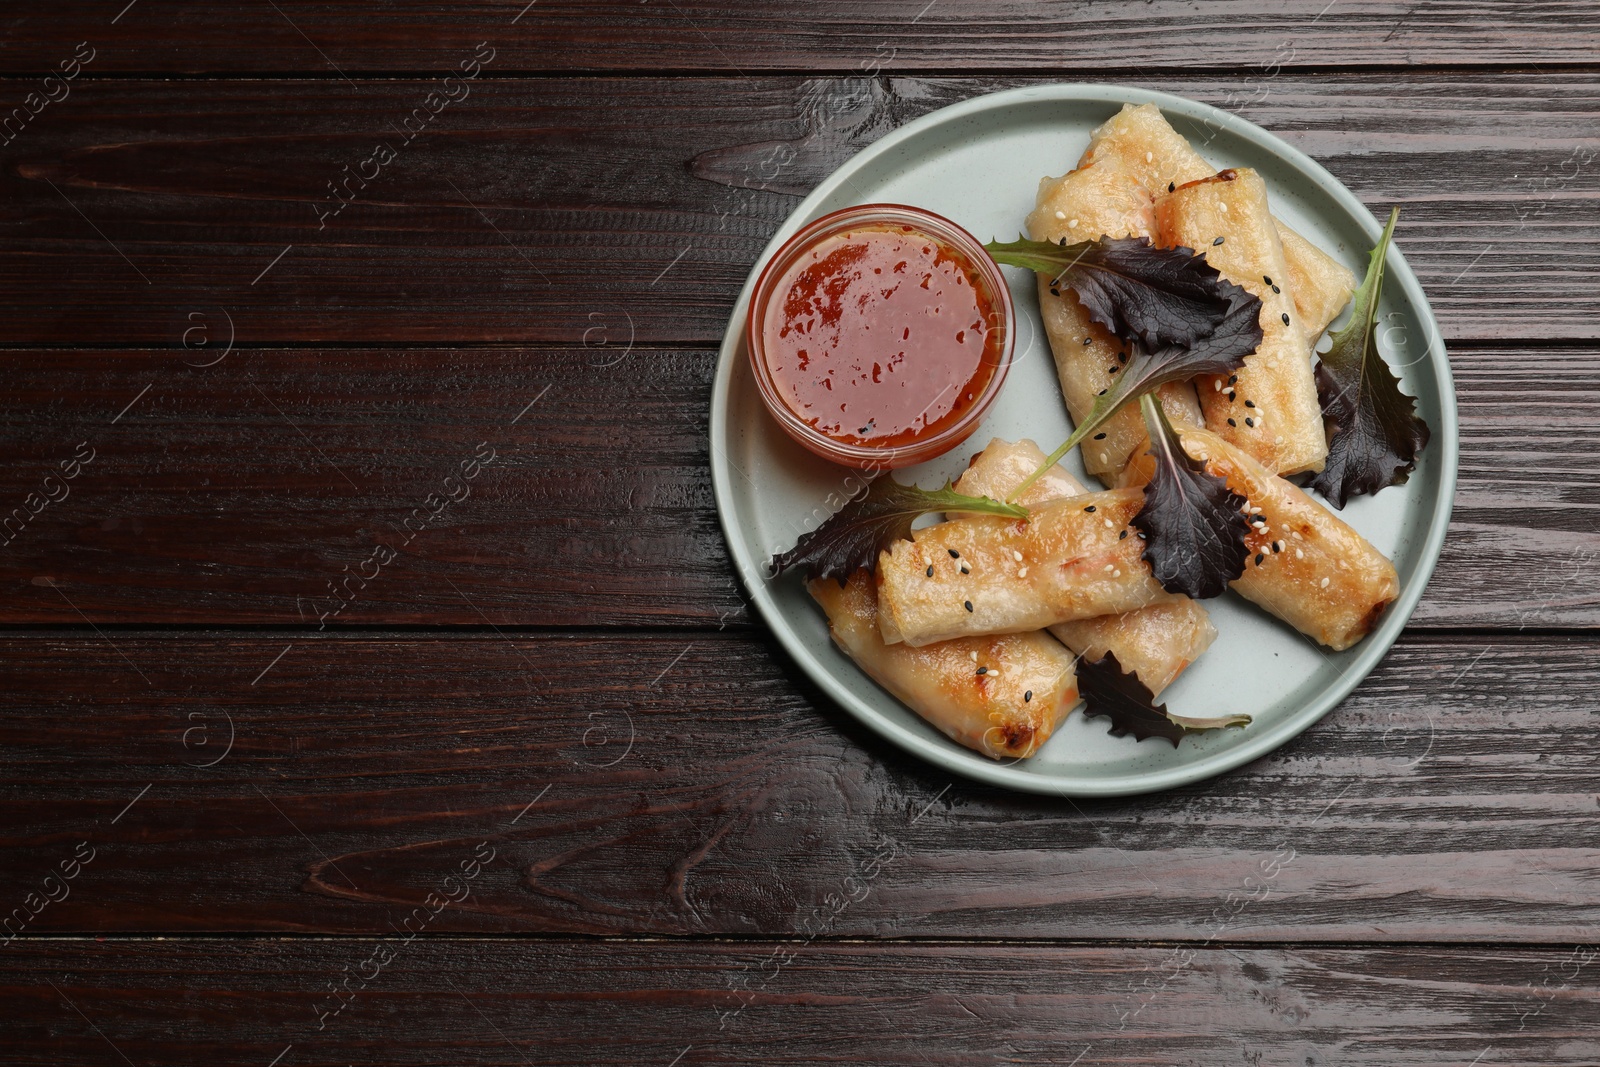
1120;428;1399;650
810;571;1080;760
1027;155;1204;482
953;438;1216;695
1156;169;1328;476
876;490;1181;648
1079;102;1356;337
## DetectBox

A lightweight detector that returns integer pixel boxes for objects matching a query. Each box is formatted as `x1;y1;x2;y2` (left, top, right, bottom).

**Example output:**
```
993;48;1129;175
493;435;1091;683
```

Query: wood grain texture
0;75;1597;344
0;345;1592;628
2;631;1597;940
6;939;1599;1065
6;2;1600;73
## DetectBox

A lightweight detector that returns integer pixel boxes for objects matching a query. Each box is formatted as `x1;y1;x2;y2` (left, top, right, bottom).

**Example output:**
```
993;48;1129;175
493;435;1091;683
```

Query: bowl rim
743;201;1016;470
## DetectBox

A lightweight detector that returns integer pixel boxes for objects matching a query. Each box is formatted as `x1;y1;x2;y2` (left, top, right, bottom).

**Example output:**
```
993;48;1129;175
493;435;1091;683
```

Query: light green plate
709;84;1458;796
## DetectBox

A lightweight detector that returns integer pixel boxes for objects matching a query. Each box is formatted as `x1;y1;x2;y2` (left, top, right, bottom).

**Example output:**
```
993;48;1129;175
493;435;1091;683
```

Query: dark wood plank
0;345;1592;628
1;75;1597;345
7;2;1600;73
2;631;1598;940
5;939;1597;1065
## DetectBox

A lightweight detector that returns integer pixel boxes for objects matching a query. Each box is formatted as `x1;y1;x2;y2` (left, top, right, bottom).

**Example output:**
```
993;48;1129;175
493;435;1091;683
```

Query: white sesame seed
1112;568;1122;577
1291;531;1302;539
1275;435;1285;444
1104;564;1115;573
1054;210;1066;220
1098;452;1108;464
1219;202;1229;213
1213;380;1223;391
1320;576;1330;588
1013;550;1023;562
1018;567;1028;577
970;651;978;661
1295;548;1304;560
1104;519;1114;528
1069;218;1080;228
1145;151;1153;163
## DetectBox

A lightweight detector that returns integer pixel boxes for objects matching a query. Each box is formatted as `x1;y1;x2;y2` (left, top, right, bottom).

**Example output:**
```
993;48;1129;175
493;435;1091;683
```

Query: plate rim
708;82;1460;797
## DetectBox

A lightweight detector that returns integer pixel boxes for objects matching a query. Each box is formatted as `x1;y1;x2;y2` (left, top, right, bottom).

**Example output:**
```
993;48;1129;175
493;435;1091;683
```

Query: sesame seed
1018;567;1028;577
1103;564;1115;573
1219;202;1229;213
1319;576;1330;588
1145;151;1153;163
1275;434;1285;444
960;564;970;574
1069;218;1080;228
1024;690;1033;702
1118;530;1127;540
927;565;934;577
1244;399;1255;408
949;549;960;558
1295;549;1304;559
1097;388;1107;396
1013;550;1023;562
1112;568;1122;577
1051;288;1061;297
1272;542;1282;553
1213;236;1226;245
1271;285;1281;294
1083;337;1092;345
976;666;988;676
1108;365;1119;374
964;600;974;612
1245;417;1255;427
1059;237;1068;246
1250;506;1263;514
1256;553;1265;565
1263;275;1272;285
1227;418;1237;427
1098;453;1108;464
1054;210;1066;220
1093;432;1107;440
1104;519;1114;528
1291;529;1302;538
1213;380;1223;391
1228;375;1237;385
1118;352;1128;364
1168;182;1176;192
1281;312;1291;325
970;651;978;661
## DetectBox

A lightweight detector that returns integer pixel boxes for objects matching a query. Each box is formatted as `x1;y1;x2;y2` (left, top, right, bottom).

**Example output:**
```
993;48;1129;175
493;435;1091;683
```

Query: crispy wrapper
953;438;1216;695
810;571;1080;760
1080;102;1355;337
876;489;1181;648
1120;428;1399;651
1156;168;1328;476
1027;155;1204;482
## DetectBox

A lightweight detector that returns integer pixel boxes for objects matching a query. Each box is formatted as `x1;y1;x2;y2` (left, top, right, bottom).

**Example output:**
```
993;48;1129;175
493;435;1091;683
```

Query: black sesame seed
960;565;970;574
926;565;934;577
1093;432;1107;440
964;600;974;613
1245;417;1255;427
1084;505;1097;513
1227;418;1237;427
1271;542;1281;553
1256;553;1265;565
1263;275;1272;285
1108;365;1119;374
1213;236;1225;246
1228;375;1238;385
1271;285;1281;294
1244;399;1255;408
976;666;987;676
1059;237;1068;246
1118;530;1127;540
1118;352;1128;364
1097;388;1107;396
1168;182;1176;192
1051;288;1061;297
949;549;960;558
1024;690;1033;702
1083;337;1092;346
1281;312;1291;325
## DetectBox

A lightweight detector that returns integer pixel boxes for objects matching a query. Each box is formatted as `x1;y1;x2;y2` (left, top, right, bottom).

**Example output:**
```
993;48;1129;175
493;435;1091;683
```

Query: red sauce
761;224;1004;449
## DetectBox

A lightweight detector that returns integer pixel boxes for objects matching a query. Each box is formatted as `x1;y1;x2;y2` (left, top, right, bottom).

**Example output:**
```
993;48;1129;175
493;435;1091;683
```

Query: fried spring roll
876;489;1181;648
810;571;1080;760
1080;102;1356;337
1120;428;1399;650
1156;169;1328;476
953;438;1216;695
1027;156;1204;482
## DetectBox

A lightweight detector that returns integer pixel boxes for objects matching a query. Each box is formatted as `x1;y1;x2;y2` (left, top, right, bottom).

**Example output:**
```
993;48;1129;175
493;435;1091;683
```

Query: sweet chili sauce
759;223;1006;451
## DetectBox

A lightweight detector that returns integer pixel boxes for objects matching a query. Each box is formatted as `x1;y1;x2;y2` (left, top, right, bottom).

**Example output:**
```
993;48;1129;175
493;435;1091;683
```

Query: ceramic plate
709;84;1458;796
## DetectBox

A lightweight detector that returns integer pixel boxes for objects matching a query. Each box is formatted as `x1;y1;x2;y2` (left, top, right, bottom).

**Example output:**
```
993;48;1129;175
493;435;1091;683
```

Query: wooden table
2;4;1597;1063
